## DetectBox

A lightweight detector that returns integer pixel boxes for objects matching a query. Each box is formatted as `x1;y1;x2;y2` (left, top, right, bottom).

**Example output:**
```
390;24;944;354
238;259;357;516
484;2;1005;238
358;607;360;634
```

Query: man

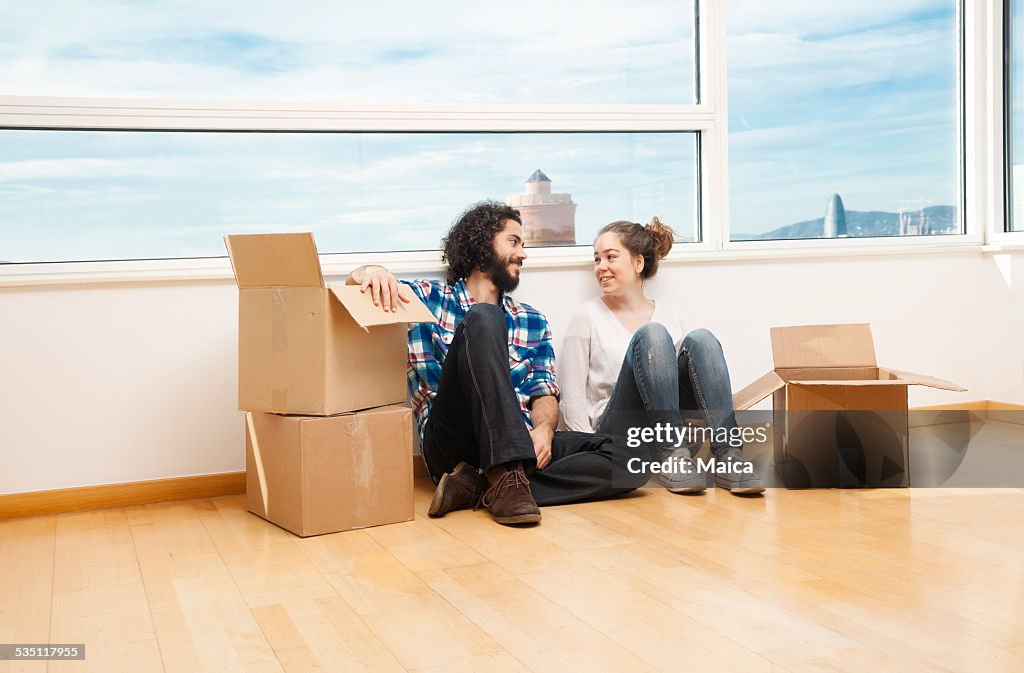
347;200;650;526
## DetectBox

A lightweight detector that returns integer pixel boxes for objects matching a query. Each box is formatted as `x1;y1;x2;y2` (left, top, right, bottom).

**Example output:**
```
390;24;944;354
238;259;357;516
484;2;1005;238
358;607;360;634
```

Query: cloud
0;157;180;181
0;1;695;103
728;22;953;111
727;0;947;35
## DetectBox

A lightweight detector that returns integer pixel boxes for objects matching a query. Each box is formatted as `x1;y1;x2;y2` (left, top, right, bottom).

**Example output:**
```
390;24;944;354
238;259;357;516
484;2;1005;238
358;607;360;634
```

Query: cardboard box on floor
245;405;414;537
224;233;436;415
732;323;965;488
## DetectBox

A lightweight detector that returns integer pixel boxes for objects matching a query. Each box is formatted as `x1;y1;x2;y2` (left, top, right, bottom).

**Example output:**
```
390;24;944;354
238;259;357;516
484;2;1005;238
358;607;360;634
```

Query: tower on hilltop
506;170;577;246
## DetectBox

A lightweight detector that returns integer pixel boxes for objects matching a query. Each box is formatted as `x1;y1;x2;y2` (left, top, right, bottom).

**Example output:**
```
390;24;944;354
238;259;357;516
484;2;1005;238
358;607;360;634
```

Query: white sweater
559;297;686;433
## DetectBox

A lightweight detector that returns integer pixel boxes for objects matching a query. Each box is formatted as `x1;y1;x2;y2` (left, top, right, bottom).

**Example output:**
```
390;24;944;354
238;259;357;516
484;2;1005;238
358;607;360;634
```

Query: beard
486;252;521;294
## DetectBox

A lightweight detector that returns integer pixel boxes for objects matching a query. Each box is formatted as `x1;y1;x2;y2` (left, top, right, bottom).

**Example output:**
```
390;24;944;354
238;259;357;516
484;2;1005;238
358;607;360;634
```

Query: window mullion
0;96;714;133
695;0;728;252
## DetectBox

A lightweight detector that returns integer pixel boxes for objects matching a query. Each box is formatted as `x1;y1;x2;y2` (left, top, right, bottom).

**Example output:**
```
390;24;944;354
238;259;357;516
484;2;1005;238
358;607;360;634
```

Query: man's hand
346;265;411;312
530;426;553;470
528;395;559;470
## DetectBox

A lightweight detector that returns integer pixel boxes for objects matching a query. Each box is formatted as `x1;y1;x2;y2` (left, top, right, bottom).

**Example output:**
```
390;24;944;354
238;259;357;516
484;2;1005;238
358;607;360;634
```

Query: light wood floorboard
1;482;1023;673
0;516;55;673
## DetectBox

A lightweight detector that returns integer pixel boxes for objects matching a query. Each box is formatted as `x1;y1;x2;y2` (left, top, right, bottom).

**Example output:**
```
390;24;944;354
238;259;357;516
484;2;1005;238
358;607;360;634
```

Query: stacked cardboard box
732;323;965;488
225;233;436;536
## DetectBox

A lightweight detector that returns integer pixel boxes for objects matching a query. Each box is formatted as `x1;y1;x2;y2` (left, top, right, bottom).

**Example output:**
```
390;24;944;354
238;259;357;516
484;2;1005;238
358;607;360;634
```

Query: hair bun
645;216;676;260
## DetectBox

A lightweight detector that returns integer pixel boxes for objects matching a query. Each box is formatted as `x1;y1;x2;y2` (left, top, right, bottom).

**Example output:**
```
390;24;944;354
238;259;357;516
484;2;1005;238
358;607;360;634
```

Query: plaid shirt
400;279;560;443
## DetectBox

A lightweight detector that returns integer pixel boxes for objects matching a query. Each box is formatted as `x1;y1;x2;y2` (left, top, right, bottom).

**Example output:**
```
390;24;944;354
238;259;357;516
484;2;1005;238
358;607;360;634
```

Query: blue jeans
595;324;738;458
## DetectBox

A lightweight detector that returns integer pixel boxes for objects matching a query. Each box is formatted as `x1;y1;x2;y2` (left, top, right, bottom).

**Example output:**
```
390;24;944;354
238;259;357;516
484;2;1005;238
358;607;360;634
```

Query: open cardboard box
225;233;436;415
732;323;965;488
245;405;414;537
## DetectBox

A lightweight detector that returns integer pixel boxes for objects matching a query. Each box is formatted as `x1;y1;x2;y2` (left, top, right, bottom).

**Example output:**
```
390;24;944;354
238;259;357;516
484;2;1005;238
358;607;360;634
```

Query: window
0;1;706;265
727;0;963;241
0;1;976;271
0;130;697;263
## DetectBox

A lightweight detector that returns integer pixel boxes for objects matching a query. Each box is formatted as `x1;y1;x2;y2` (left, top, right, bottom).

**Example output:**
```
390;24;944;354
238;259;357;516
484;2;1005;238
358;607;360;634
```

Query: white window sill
0;238;1009;288
982;241;1024;253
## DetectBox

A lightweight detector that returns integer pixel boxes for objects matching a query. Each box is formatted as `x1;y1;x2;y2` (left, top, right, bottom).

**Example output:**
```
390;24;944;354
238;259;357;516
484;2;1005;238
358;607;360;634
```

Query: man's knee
462;303;505;335
620;465;654;491
608;440;658;491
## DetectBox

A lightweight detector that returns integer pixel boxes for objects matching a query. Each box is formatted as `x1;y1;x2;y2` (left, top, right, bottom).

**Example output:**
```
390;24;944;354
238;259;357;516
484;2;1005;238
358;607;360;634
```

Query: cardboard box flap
224;233;324;289
733;371;786;411
789;379;909;387
770;323;877;369
328;284;437;327
879;368;966;392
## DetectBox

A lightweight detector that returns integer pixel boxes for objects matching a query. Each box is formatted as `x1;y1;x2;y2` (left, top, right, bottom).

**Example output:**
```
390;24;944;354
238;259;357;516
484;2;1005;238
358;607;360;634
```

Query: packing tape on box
246;412;270;509
347;416;374;525
272;287;288;352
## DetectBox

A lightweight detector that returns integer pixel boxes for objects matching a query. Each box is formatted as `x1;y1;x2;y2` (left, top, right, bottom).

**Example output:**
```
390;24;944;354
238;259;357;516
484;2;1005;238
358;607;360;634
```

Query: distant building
824;193;847;238
898;202;932;236
506;170;577;246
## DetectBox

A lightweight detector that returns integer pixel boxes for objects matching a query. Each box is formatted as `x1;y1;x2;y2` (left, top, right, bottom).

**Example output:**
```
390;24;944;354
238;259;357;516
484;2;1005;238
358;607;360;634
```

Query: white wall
2;249;1021;495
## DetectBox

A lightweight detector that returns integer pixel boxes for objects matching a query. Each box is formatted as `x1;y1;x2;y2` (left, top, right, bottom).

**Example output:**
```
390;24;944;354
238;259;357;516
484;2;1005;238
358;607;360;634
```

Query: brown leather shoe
428;462;488;518
479;464;542;525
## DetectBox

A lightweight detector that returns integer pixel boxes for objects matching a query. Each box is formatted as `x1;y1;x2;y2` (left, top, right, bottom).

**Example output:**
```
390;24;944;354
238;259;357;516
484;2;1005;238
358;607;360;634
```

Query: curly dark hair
441;201;522;285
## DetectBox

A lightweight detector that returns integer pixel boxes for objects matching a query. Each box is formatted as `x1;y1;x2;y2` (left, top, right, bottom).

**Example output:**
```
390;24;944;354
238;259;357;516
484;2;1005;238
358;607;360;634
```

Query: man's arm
346;265;410;312
529;394;559;470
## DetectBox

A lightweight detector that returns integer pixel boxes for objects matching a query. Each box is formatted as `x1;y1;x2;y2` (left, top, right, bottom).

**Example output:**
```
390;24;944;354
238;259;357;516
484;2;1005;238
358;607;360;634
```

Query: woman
559;218;765;494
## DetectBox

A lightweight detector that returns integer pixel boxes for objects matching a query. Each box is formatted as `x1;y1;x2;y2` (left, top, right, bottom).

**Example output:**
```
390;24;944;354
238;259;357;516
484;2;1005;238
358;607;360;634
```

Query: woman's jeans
595;324;739;459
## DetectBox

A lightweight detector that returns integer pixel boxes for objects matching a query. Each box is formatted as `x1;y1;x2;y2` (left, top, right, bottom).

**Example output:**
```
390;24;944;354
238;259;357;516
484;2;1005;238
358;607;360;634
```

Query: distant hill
733;205;957;240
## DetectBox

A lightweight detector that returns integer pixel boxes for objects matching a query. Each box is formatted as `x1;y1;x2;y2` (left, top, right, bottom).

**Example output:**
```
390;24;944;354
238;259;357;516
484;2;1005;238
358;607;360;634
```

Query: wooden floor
2;473;1024;673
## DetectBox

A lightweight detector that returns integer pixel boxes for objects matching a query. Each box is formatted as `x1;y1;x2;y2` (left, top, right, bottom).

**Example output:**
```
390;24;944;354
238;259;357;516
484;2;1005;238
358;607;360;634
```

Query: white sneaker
714;447;766;494
657;447;708;493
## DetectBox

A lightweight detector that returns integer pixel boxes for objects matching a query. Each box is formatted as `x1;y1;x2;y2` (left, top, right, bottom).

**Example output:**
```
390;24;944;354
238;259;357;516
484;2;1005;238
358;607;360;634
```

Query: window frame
997;0;1024;244
978;0;1024;249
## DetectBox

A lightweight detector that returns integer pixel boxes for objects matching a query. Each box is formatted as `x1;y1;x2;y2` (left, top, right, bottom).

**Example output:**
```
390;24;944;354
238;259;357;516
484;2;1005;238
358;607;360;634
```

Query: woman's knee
683;328;723;357
634;322;671;344
629;323;675;364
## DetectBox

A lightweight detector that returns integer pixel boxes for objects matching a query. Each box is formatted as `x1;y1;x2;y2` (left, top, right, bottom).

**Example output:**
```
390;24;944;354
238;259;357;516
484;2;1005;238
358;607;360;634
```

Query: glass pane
728;0;961;241
0;131;697;263
0;1;695;105
1011;0;1024;231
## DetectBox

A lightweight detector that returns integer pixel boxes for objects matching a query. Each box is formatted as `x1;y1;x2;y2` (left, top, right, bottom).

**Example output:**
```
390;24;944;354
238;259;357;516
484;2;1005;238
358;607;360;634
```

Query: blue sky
0;1;960;262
